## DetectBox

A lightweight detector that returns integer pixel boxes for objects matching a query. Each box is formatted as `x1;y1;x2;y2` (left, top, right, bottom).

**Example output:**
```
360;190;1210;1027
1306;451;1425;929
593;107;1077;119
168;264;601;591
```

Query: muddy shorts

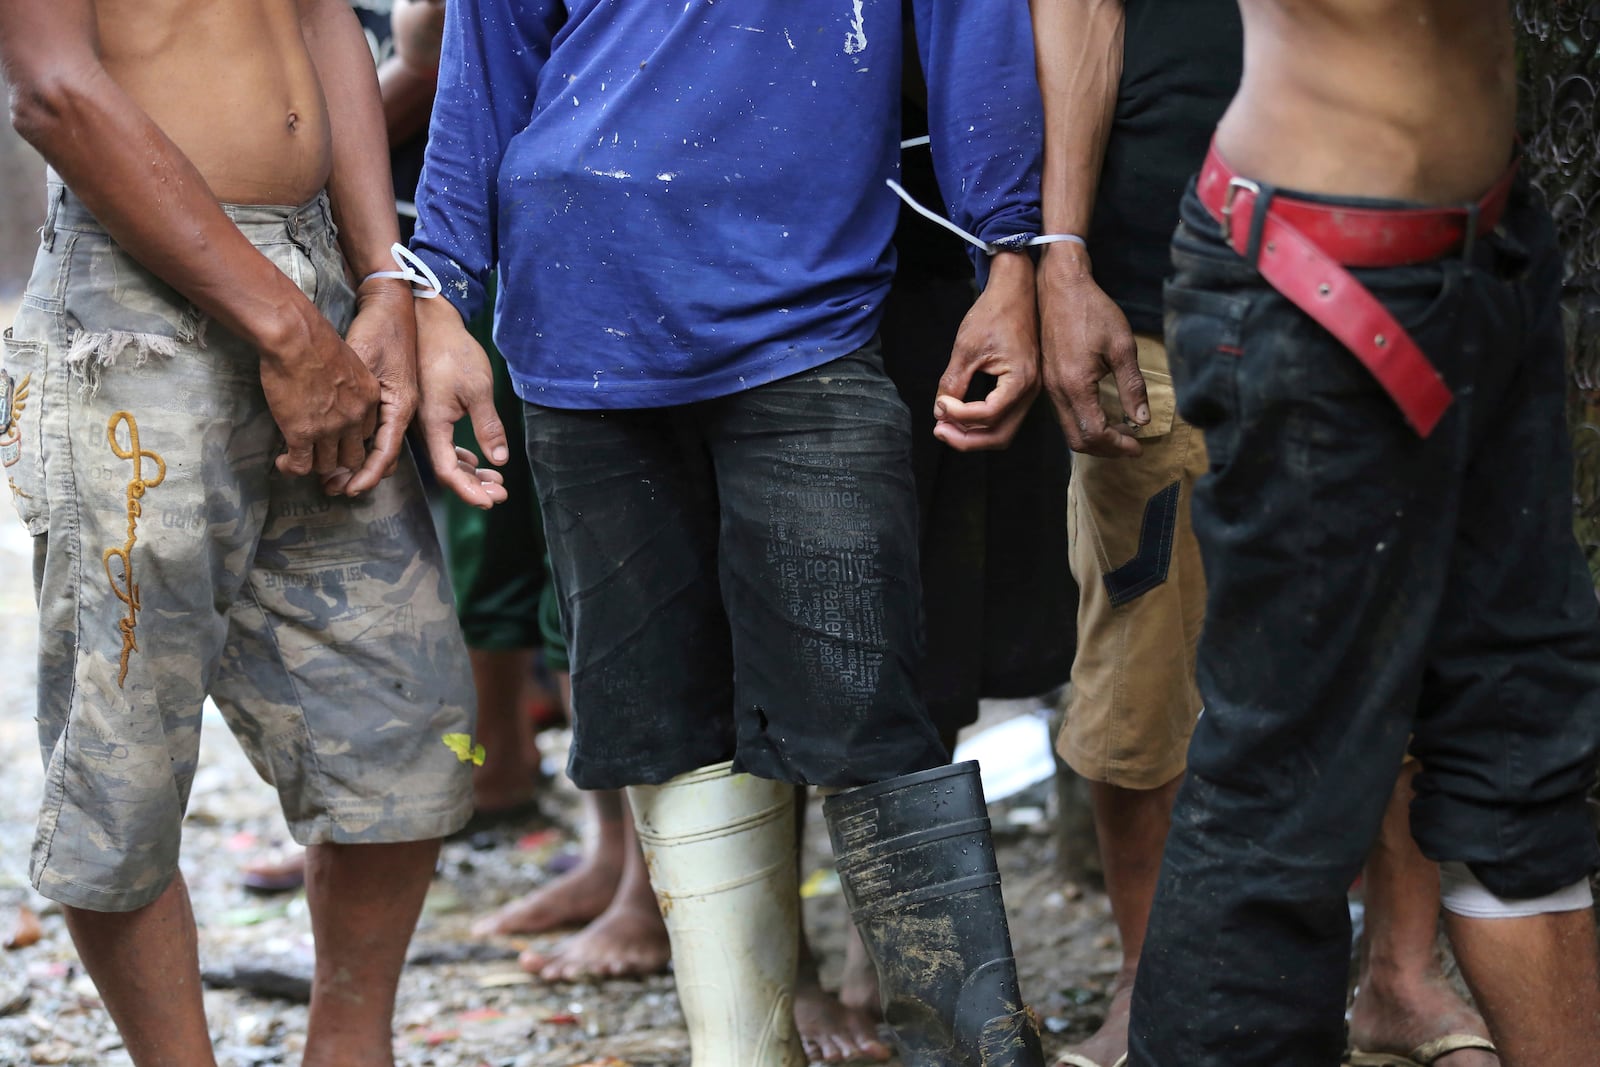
523;343;950;791
1059;335;1207;790
2;182;475;912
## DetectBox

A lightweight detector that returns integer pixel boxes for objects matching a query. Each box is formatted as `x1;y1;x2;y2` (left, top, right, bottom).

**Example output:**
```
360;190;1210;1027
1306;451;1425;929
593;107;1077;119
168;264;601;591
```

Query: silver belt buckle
1220;176;1261;244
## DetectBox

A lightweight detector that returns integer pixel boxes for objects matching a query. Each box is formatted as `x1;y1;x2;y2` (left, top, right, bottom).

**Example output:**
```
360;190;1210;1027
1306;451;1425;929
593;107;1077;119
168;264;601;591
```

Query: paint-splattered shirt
411;0;1043;408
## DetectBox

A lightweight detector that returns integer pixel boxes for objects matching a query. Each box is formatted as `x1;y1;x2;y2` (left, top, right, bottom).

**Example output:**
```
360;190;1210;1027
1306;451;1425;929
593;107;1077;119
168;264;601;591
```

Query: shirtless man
0;2;492;1064
1126;3;1600;1065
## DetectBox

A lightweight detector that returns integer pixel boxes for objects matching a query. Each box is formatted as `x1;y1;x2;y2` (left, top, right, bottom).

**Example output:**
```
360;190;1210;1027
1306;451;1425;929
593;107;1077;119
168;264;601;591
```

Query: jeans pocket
2;329;48;534
1163;282;1251;472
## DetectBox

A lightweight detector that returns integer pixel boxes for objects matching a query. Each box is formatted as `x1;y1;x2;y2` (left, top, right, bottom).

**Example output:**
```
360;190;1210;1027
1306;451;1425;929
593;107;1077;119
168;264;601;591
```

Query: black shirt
1090;0;1243;334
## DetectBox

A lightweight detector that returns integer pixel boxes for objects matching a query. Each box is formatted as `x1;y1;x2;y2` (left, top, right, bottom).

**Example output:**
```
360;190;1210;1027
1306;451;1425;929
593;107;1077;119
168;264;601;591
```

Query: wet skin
94;0;332;205
1221;0;1517;203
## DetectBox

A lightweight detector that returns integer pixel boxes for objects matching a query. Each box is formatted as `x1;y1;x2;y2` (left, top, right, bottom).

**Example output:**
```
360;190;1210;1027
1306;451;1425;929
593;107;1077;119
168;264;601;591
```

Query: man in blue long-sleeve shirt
410;2;1048;1064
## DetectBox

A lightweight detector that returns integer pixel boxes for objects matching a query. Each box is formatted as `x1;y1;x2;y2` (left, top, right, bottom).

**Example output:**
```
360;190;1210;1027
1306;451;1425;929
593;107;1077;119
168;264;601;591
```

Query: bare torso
93;0;332;205
1218;0;1517;204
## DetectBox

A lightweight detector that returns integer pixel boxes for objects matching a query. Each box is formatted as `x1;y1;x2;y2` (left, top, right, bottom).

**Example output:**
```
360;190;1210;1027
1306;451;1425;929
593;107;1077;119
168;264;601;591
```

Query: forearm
1030;0;1123;244
912;0;1045;250
298;0;404;280
378;57;438;147
412;0;560;322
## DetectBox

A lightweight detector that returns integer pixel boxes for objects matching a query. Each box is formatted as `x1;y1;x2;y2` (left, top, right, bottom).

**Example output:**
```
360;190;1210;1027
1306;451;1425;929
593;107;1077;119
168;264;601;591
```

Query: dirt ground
0;509;1120;1067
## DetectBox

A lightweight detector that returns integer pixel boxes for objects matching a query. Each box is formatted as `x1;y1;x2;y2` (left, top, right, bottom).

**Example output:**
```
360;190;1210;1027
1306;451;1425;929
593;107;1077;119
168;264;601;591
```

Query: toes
518;947;556;975
471;912;509;937
815;1034;848;1063
851;1033;891;1061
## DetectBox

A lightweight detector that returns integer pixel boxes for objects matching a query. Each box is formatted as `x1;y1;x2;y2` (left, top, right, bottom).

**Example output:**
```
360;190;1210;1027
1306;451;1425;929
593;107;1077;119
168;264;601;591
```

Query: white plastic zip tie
363;242;443;298
886;180;1086;256
1028;233;1089;248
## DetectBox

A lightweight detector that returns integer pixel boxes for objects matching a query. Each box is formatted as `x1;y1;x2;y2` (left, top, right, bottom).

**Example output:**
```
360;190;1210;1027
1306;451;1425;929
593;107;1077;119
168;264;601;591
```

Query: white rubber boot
627;762;805;1067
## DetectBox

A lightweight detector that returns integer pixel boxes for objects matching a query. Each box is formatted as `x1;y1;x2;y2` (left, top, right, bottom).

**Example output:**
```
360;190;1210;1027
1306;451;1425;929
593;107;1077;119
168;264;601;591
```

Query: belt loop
1243;183;1276;266
1460;201;1481;270
39;184;63;252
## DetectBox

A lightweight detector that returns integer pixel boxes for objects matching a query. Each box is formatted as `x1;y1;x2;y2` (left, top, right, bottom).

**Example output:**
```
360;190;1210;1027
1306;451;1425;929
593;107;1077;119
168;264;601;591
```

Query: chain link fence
1517;1;1600;582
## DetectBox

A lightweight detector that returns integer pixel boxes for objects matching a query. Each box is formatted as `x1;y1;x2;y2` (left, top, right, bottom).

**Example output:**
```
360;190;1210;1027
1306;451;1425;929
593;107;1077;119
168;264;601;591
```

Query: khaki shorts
4;182;474;912
1059;335;1207;790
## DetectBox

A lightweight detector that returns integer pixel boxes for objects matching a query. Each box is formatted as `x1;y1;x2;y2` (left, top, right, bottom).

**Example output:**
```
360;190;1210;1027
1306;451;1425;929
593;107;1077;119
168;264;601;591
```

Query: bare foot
793;916;888;1063
836;926;881;1018
1057;970;1132;1067
1348;971;1499;1066
518;893;670;981
794;974;890;1063
470;852;622;938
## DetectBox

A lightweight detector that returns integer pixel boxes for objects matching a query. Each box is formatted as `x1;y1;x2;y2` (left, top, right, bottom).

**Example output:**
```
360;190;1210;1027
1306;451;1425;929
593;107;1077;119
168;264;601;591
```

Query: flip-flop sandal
1056;1055;1128;1067
239;849;307;894
1347;1033;1498;1066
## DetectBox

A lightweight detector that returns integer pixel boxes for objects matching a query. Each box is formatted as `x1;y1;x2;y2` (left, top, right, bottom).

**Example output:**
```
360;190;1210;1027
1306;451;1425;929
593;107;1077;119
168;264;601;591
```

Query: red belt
1195;143;1517;437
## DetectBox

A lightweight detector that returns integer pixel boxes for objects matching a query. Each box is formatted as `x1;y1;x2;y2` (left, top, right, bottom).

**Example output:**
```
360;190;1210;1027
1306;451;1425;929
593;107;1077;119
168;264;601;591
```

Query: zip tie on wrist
886;180;1084;256
1029;233;1089;249
363;242;443;298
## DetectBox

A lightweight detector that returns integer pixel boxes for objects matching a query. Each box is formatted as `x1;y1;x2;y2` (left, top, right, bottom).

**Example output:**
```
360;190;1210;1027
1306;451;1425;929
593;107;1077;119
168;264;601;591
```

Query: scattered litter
477;970;533;989
4;906;41;950
407;941;519;967
516;828;563;852
441;733;487;766
952;708;1056;801
1006;805;1046;827
219;903;288;927
798;867;841;899
0;979;29;1018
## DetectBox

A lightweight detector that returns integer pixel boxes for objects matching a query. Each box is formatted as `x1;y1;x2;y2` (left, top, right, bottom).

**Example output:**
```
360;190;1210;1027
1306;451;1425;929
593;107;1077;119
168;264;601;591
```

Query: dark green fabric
444;282;568;664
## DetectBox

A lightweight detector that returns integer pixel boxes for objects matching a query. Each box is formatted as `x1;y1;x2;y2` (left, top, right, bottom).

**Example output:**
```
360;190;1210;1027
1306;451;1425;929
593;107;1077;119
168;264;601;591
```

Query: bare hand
415;295;511;509
933;251;1041;452
322;278;418;497
259;307;380;480
1037;243;1148;458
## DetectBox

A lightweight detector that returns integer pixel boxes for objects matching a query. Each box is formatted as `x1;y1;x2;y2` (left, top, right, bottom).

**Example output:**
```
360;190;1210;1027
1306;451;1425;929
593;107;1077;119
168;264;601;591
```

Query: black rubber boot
823;761;1044;1067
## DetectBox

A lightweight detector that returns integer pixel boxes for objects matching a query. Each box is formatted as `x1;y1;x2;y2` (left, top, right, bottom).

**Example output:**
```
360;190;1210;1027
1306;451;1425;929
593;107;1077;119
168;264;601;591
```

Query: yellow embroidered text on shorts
103;411;166;687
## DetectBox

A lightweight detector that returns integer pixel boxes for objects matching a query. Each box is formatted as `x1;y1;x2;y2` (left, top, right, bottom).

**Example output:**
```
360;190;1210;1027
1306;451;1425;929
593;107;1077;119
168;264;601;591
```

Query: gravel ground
0;511;1122;1067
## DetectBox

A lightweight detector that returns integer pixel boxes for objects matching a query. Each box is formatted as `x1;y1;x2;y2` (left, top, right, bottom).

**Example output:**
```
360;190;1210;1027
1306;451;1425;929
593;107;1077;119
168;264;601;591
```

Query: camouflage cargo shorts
1;181;474;912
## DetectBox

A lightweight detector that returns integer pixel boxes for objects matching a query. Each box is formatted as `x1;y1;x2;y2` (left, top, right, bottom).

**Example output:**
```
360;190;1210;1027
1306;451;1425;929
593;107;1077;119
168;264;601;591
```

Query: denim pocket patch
1103;479;1182;607
1;329;48;534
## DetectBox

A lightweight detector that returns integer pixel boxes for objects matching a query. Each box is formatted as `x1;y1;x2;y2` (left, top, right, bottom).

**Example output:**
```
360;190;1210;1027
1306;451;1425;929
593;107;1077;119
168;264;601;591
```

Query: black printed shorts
523;342;949;790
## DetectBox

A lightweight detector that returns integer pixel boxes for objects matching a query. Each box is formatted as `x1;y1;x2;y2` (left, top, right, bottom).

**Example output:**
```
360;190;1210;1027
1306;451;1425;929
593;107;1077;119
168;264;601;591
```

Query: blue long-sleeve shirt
412;0;1042;409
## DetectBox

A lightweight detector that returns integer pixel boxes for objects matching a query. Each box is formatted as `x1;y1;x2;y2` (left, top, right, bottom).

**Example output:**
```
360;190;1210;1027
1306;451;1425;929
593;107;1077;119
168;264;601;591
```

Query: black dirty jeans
523;342;948;791
1129;180;1600;1067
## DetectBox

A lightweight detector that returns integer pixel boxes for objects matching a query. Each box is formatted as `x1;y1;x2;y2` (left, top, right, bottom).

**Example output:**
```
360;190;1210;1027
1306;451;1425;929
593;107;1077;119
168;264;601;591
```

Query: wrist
356;273;415;306
1038;239;1094;279
252;298;325;367
988;248;1036;287
415;289;466;329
